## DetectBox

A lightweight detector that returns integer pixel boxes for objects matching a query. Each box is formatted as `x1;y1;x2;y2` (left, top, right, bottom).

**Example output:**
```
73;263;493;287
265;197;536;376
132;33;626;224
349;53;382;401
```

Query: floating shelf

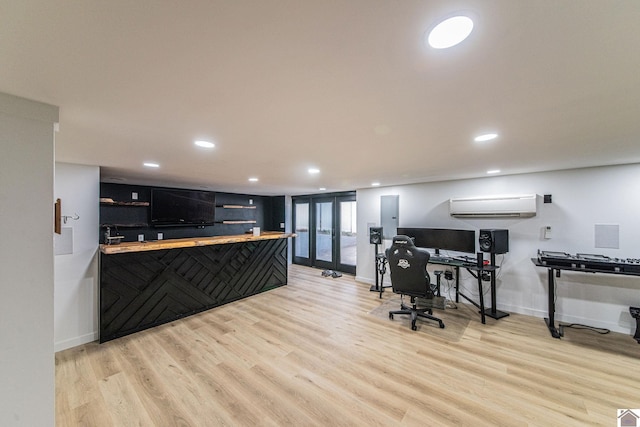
217;204;257;209
100;200;149;207
217;220;257;224
100;223;149;228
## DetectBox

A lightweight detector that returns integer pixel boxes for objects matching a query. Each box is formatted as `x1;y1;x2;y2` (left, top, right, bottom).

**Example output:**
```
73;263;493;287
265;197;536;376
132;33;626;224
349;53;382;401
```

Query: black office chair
386;235;445;331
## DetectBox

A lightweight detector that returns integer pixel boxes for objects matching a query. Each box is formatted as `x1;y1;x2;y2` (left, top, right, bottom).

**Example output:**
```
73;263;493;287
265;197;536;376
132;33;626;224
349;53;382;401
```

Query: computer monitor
396;227;476;254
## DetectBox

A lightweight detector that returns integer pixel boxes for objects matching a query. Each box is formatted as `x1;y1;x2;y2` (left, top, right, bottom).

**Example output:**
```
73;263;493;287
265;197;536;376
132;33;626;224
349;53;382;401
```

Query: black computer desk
429;256;504;324
376;253;506;324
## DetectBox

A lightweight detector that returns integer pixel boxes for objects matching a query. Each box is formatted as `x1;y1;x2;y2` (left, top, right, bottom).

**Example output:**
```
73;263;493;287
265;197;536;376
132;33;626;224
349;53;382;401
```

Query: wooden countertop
100;232;295;255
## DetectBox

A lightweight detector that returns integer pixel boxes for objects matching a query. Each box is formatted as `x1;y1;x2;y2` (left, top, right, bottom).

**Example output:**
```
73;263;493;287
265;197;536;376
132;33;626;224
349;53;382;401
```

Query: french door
293;192;356;275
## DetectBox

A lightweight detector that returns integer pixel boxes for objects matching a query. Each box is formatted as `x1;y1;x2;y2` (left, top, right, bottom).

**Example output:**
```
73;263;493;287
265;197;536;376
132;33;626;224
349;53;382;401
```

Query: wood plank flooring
56;264;640;426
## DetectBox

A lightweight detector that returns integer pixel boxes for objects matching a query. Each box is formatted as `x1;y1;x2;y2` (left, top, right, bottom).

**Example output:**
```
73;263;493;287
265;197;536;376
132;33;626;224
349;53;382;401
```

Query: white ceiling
2;1;640;196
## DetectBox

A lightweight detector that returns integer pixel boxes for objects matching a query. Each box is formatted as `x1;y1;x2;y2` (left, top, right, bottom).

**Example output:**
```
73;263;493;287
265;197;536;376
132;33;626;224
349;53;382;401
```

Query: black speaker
479;229;509;254
369;227;383;245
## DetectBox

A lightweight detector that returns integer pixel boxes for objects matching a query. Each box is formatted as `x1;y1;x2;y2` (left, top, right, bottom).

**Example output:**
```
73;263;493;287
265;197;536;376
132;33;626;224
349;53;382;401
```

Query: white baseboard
355;276;374;286
55;331;98;353
354;283;634;336
494;303;632;335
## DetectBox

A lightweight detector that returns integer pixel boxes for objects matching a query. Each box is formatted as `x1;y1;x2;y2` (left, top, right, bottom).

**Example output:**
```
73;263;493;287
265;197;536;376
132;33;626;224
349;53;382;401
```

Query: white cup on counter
253;227;260;236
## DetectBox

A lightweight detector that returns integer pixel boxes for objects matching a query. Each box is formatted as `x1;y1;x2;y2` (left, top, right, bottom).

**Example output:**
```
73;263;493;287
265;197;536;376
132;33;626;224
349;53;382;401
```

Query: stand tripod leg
370;243;380;292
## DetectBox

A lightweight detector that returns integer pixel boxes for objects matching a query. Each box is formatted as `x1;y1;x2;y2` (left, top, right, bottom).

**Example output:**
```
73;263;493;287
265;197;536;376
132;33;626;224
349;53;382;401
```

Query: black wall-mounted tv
396;227;476;254
151;188;216;227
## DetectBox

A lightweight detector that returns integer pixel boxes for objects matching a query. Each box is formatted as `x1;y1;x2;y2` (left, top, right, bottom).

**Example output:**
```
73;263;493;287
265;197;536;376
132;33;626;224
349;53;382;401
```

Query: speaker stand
370;244;390;298
484;309;510;319
370;243;379;292
483;252;510;320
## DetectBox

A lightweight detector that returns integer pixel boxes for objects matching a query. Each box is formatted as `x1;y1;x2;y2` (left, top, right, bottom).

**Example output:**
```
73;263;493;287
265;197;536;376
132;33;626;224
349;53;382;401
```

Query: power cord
558;323;610;336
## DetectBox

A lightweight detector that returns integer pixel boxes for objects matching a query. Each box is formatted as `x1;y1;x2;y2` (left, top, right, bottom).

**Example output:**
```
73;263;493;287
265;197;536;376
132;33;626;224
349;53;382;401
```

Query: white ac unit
449;194;537;218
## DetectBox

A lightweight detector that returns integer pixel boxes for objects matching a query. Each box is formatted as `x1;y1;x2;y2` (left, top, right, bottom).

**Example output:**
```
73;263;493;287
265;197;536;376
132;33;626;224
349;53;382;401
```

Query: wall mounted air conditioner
449;194;537;218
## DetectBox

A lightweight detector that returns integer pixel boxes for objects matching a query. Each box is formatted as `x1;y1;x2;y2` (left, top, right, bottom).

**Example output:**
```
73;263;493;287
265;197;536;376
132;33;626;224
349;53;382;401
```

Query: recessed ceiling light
308;168;320;174
487;169;501;174
248;177;259;182
427;15;474;49
319;187;326;191
143;162;160;168
371;182;381;187
194;140;215;148
474;133;498;142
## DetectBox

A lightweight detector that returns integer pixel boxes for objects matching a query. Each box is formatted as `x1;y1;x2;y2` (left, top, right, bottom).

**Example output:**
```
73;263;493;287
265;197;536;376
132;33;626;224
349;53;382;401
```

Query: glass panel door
313;198;335;270
293;199;310;266
292;192;356;274
337;198;356;274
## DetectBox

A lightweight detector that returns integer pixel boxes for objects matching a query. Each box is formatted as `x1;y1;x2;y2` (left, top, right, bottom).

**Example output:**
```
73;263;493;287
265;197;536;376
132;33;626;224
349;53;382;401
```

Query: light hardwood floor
56;264;639;426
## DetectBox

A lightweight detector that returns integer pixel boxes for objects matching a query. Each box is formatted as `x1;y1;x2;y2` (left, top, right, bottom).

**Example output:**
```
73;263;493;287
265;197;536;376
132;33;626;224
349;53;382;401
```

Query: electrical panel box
380;195;399;240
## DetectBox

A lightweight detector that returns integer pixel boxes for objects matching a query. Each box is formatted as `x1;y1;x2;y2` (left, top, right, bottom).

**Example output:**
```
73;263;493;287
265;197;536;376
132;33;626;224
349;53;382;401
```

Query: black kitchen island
99;232;293;342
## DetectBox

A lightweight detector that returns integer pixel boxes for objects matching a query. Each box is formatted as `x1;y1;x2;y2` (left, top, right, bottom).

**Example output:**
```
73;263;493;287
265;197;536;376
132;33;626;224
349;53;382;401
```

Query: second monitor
396;227;476;254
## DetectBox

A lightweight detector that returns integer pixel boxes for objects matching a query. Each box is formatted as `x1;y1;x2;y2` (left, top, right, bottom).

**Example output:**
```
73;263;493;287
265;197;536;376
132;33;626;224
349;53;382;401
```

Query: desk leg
455;266;460;303
433;271;443;297
544;268;562;338
477;273;486;324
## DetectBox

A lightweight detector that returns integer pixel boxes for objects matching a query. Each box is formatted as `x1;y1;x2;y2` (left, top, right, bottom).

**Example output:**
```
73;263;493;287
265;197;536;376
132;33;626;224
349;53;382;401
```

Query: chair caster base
388;306;445;331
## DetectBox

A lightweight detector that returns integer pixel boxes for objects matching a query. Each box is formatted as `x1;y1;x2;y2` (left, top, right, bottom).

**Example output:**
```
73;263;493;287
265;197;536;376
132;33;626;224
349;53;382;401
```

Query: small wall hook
62;213;80;224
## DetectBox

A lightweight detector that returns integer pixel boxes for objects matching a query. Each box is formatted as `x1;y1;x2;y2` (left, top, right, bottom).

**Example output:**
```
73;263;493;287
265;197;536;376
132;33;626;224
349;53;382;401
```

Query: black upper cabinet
99;183;285;242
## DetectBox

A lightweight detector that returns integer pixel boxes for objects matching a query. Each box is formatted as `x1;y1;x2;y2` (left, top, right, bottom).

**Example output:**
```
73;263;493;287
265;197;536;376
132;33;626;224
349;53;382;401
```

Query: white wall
54;163;100;351
0;93;58;426
357;164;640;334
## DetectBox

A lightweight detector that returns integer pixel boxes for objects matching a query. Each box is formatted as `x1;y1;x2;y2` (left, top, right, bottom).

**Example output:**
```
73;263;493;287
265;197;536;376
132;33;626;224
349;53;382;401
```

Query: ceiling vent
449;194;537;218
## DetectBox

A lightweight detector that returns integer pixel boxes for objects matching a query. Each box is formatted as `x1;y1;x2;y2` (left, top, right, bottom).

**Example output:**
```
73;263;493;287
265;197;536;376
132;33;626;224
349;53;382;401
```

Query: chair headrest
390;235;416;248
